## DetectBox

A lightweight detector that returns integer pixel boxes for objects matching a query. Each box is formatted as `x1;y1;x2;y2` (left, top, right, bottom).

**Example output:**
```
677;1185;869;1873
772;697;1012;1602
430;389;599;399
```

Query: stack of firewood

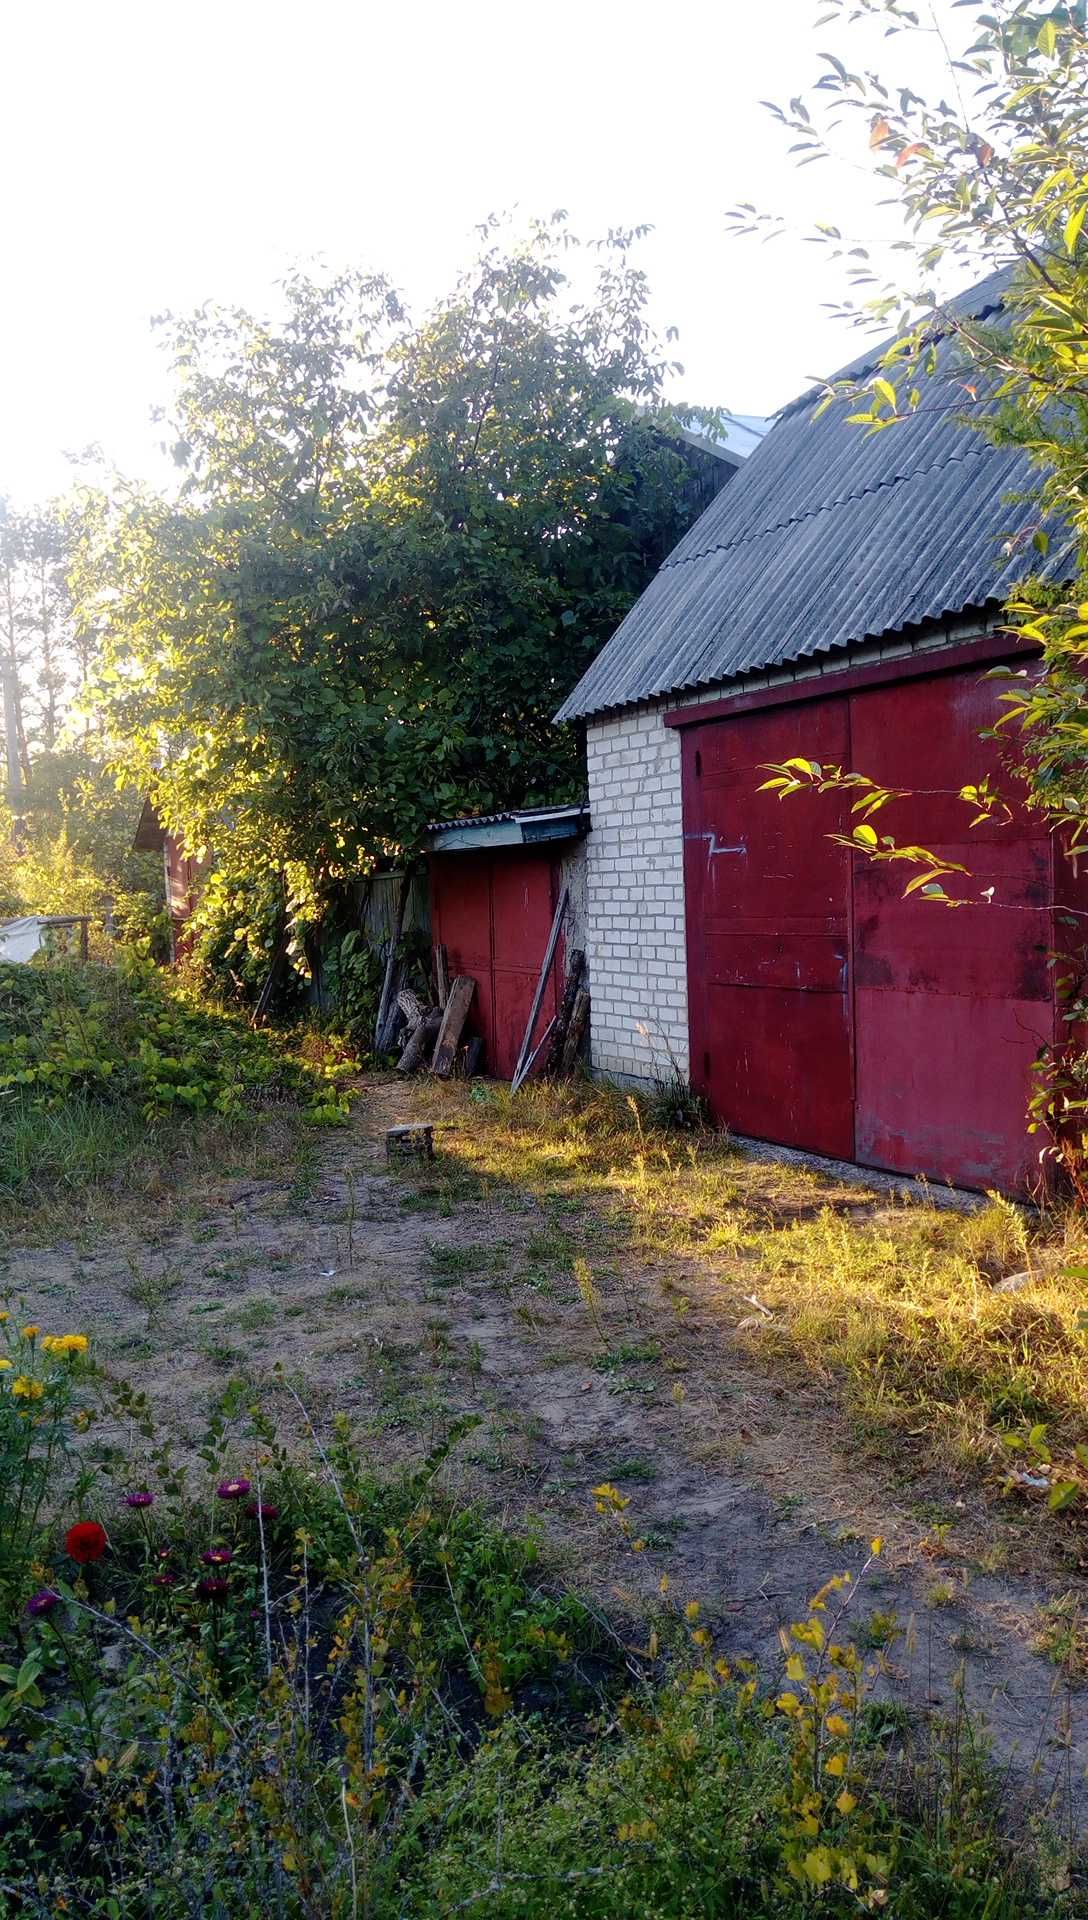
393;946;480;1078
388;937;590;1086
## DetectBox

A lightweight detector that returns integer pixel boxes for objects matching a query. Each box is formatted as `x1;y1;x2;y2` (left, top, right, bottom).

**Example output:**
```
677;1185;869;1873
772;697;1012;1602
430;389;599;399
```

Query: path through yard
10;1076;1088;1823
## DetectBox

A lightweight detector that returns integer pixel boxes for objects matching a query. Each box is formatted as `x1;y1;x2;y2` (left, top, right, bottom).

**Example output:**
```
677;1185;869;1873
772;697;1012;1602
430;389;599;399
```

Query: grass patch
415;1079;1088;1514
427;1239;507;1279
1034;1594;1088;1678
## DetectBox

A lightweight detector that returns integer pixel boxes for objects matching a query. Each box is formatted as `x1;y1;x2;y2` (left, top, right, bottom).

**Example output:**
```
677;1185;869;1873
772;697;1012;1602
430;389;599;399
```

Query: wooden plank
510;885;569;1094
430;975;476;1078
373;876;407;1051
518;1014;556;1088
545;948;585;1075
250;928;292;1028
433;944;449;1011
559;989;590;1076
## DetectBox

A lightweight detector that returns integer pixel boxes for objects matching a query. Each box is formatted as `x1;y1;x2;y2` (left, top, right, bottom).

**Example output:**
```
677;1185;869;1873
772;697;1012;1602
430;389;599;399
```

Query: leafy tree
0;500;85;776
74;219;723;915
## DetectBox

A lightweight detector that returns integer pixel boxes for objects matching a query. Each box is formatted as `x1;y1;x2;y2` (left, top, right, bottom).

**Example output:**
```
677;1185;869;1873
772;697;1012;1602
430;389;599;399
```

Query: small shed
426;805;589;1080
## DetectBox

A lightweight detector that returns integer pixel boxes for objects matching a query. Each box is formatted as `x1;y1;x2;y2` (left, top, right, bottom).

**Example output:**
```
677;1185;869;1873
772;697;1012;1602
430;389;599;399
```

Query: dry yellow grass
429;1079;1088;1494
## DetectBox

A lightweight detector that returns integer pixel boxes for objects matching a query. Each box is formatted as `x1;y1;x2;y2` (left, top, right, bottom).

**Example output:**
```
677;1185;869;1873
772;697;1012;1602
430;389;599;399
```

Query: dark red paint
680;659;1063;1193
682;699;855;1160
429;848;563;1079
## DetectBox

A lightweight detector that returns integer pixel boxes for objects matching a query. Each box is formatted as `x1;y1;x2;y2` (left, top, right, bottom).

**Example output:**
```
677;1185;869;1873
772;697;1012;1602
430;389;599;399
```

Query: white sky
2;0;964;504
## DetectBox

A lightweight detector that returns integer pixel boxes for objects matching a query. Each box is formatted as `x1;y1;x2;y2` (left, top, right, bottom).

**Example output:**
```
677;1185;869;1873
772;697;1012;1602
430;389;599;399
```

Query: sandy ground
8;1077;1088;1824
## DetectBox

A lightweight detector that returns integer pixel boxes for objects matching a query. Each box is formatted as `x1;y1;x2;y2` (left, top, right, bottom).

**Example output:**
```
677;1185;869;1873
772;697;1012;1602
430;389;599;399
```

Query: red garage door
683;699;855;1160
429;847;563;1080
682;658;1057;1193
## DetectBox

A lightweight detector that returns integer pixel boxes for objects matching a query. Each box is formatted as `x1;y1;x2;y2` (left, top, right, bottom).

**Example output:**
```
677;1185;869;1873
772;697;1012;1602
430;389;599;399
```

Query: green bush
0;955;353;1141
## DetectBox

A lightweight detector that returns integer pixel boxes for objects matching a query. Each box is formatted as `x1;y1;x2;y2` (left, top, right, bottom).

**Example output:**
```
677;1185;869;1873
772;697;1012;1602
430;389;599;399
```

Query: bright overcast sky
2;0;966;504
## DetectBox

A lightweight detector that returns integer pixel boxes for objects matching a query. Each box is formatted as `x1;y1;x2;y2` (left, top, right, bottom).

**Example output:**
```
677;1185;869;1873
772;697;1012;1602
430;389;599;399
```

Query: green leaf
1064;202;1086;255
1048;1481;1078;1511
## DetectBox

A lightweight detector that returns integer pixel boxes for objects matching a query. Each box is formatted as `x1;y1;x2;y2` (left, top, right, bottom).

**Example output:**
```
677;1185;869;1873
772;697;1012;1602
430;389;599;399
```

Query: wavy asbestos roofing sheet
555;272;1067;723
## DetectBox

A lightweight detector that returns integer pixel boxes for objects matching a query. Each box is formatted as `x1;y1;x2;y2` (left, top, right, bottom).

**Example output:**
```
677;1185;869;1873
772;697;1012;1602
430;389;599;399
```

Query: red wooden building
556;271;1074;1194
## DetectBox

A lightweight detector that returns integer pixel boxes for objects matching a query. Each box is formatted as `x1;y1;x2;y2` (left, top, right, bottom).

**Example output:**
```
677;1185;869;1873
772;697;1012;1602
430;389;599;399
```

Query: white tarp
0;917;71;964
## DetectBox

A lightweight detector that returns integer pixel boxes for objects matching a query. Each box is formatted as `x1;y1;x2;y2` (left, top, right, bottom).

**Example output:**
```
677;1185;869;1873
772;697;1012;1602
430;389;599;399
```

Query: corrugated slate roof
556;272;1068;723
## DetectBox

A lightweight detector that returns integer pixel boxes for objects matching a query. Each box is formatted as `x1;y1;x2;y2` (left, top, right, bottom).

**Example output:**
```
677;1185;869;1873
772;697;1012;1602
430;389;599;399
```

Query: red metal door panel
683;700;854;1157
429;848;562;1081
429;853;497;1069
849;669;1052;1191
854;989;1051;1191
490;852;561;1078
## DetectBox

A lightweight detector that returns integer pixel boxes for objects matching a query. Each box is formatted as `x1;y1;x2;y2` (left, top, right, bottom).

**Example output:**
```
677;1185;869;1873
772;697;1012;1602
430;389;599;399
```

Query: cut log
546;948;585;1075
559;989;590;1076
430;975;476;1078
433;944;449;1011
397;1009;441;1073
386;1123;434;1163
396;987;427;1029
376;963;405;1052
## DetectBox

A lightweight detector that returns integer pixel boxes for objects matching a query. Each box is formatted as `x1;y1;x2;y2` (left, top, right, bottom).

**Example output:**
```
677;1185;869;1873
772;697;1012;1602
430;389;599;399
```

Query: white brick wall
582;615;991;1090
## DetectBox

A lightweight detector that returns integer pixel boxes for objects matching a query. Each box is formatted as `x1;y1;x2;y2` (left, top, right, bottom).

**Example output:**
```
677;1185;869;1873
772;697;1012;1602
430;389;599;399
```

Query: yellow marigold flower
21;1325;40;1341
44;1334;89;1357
0;1310;8;1323
0;1359;10;1371
12;1376;44;1400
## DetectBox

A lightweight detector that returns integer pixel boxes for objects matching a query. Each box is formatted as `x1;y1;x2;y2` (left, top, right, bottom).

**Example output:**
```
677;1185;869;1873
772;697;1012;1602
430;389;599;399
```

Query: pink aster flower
216;1478;251;1501
200;1546;233;1566
196;1576;230;1602
26;1589;60;1618
124;1490;155;1508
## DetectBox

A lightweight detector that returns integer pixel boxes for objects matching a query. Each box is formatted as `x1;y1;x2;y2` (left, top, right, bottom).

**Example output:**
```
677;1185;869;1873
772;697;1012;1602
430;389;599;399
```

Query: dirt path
8;1080;1088;1821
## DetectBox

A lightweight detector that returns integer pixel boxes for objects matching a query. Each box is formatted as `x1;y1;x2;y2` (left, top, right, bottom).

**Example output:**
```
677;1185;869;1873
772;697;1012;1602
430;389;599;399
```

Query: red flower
65;1521;108;1565
196;1576;230;1602
245;1501;279;1522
